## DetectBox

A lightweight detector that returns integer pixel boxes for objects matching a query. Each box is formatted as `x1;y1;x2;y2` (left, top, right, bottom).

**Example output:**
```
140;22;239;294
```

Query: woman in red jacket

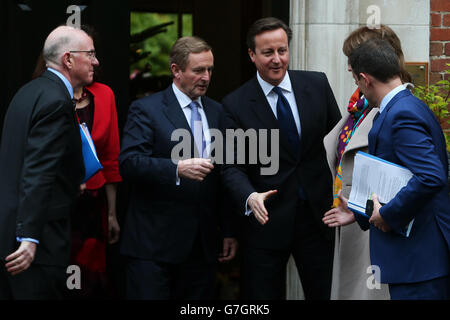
71;80;122;298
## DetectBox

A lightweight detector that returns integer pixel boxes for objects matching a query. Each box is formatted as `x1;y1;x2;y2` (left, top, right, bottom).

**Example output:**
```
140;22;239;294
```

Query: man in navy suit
221;17;341;299
119;36;237;299
350;38;450;299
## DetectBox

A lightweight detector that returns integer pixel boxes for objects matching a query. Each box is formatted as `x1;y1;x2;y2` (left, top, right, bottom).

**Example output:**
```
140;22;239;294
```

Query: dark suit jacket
356;89;450;284
221;70;341;249
119;85;233;264
0;70;84;266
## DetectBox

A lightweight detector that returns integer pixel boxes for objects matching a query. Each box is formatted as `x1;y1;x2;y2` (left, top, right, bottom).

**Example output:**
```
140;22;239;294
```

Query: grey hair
42;25;87;67
42;36;71;65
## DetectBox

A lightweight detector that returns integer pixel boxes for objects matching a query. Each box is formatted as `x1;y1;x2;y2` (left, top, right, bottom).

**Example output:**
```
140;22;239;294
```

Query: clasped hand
368;194;391;232
178;158;214;181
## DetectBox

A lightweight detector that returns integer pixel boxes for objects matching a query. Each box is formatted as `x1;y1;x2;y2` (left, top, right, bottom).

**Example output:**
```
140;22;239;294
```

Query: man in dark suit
0;25;97;299
119;36;237;300
349;39;450;299
221;17;341;299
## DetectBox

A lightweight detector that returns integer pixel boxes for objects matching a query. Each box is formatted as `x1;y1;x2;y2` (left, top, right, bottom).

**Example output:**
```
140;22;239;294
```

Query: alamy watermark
171;127;280;175
366;5;381;29
366;265;382;290
66;265;81;290
66;5;81;29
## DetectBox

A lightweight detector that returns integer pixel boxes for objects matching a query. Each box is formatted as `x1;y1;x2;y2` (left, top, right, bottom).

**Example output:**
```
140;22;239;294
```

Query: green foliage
413;64;450;151
130;12;193;76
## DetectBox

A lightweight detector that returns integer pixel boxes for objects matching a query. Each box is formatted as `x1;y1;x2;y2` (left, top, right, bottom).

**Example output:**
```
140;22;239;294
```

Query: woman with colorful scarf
322;25;412;300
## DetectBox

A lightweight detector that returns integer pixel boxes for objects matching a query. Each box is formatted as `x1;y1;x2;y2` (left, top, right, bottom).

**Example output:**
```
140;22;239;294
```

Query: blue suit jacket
119;85;234;264
356;89;450;284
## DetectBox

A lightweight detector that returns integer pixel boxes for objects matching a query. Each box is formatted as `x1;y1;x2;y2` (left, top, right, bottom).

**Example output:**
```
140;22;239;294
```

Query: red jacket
84;82;122;190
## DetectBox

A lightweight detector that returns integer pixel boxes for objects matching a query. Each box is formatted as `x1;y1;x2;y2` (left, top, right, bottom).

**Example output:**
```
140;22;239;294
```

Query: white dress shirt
256;72;301;137
172;83;211;185
379;84;408;114
245;72;302;216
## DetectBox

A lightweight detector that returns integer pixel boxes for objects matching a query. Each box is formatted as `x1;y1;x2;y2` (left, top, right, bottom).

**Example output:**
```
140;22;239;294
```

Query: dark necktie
189;101;206;158
273;86;300;156
273;87;307;200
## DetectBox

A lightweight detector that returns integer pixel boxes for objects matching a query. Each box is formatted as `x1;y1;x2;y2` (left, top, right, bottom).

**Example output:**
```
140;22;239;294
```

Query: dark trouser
242;200;333;300
126;235;217;300
0;263;67;300
389;276;450;300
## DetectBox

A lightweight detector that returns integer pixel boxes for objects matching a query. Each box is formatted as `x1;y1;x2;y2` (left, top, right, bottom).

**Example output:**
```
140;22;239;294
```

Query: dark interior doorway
130;0;289;102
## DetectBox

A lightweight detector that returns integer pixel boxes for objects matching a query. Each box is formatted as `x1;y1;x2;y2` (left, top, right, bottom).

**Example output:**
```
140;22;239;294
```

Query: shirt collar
172;82;203;108
256;71;292;97
47;67;74;99
379;84;408;114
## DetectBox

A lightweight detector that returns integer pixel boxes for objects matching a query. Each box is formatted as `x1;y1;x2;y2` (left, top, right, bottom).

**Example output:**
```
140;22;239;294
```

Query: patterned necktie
189;101;206;158
273;86;300;156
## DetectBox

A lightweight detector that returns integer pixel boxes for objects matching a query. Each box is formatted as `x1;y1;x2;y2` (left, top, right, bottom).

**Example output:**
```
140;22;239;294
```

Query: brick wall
430;0;450;83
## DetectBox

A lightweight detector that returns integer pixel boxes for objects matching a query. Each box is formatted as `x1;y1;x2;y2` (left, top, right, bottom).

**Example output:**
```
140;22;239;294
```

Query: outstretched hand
322;190;355;227
248;190;277;225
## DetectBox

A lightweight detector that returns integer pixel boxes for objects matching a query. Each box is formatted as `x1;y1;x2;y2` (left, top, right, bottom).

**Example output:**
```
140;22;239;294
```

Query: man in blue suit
119;36;237;299
349;38;450;299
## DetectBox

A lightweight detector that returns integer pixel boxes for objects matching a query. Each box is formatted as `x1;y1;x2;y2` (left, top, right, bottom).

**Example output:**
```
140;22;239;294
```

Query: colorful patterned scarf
332;88;371;207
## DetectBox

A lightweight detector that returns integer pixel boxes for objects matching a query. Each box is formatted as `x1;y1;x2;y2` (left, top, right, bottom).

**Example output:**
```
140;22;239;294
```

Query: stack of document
348;151;414;237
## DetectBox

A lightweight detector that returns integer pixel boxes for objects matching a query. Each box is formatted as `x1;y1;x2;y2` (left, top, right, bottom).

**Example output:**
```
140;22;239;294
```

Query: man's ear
171;63;181;79
248;48;256;63
360;73;371;87
62;52;72;70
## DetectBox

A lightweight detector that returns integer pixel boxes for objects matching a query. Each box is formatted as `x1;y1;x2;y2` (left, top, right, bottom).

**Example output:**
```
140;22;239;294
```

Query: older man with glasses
0;25;97;299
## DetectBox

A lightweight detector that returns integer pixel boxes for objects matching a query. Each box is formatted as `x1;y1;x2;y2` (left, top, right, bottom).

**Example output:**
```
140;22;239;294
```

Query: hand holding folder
348;152;414;237
366;196;392;233
79;122;103;183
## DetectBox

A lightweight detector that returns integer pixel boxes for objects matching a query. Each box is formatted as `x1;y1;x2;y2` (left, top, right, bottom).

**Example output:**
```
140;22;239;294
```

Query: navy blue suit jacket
119;85;233;264
358;89;450;284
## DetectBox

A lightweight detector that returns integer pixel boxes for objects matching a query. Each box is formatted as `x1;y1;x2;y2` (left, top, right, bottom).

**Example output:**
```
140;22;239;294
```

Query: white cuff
176;163;180;185
244;192;258;216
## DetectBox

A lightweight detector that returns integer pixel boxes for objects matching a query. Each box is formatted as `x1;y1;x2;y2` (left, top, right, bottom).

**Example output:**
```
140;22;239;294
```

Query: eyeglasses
69;50;97;60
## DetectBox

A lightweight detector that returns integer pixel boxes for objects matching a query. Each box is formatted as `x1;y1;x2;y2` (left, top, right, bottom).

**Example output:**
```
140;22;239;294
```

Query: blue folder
79;123;103;183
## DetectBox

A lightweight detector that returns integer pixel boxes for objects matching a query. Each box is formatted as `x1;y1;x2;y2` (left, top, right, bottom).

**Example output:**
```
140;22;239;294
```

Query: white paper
348;151;414;236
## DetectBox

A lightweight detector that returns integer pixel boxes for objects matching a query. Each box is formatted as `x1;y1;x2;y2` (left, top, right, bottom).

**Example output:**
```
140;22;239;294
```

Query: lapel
323;115;347;173
249;76;298;162
41;70;78;126
162;85;192;134
368;89;410;154
201;96;218;130
344;107;379;154
41;70;72;101
289;71;313;157
248;77;279;130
